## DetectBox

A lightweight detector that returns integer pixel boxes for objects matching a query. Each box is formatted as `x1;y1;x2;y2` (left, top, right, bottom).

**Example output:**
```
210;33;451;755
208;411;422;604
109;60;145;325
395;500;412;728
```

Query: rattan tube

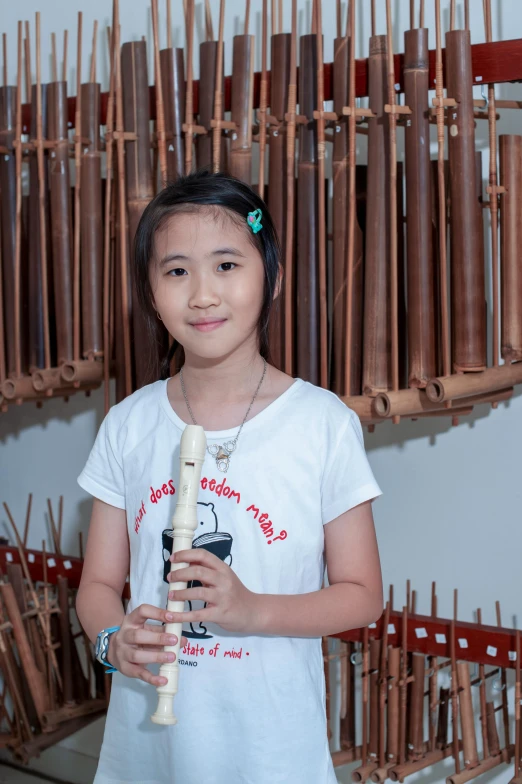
229;34;254;184
160;46;185;180
363;36;391;395
499;135;522;362
404;29;436;387
445;30;486;372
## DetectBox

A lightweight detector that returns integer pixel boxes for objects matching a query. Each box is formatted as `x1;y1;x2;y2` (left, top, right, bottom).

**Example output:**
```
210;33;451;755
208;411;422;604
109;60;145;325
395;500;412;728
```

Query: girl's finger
168;587;212;604
128;629;179;647
136;666;169;687
167;565;217;586
128;648;177;666
131;604;175;624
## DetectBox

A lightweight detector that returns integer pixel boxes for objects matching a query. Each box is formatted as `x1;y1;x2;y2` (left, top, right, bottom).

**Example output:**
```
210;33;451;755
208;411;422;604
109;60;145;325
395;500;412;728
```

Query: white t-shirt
78;376;381;784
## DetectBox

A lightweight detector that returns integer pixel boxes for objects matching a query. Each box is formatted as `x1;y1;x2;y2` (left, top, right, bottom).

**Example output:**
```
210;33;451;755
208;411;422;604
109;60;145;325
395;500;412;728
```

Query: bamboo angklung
296;33;320;385
160;8;186;179
47;47;74;366
445;26;486;372
267;26;291;371
404;24;436;387
0;59;18;377
283;0;297;377
121;39;154;389
80;25;103;363
314;0;328;389
229;27;254;184
363;32;391;396
499;135;522;363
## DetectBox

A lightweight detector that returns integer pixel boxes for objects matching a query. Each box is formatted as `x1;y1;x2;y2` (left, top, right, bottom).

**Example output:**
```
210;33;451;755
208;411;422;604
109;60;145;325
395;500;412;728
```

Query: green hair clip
247;208;263;234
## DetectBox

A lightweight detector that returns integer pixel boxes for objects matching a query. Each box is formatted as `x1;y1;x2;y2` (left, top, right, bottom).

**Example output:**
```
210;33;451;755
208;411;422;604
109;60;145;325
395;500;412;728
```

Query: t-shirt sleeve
321;411;382;525
77;411;126;509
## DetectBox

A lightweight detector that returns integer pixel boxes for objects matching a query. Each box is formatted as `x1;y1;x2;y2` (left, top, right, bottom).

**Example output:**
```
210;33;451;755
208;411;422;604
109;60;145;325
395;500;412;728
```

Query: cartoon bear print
162;501;233;639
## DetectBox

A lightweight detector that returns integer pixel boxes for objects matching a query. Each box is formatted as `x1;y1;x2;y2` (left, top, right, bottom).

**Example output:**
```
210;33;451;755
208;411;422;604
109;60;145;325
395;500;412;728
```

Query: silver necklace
179;358;267;473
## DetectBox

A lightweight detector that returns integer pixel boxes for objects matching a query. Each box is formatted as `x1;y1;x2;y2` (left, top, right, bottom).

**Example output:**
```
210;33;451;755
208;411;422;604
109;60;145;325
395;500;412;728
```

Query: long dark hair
134;169;281;380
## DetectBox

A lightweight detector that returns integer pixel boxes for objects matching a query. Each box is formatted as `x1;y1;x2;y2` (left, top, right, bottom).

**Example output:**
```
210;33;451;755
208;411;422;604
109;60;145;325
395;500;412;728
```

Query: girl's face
149;208;267;362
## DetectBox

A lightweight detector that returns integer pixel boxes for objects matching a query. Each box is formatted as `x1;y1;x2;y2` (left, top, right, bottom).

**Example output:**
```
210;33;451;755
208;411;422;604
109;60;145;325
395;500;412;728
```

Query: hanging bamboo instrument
363;32;391;396
296;32;320;385
404;24;436;387
283;0;297;377
121;39;154;388
47;42;74;366
0;55;18;377
445;26;486;372
499;135;522;363
267;27;291;371
229;26;254;184
80;25;103;363
160;9;186;179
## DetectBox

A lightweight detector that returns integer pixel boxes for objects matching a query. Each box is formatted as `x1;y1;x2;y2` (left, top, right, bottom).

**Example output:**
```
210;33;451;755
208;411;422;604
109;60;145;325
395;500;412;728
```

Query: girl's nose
188;276;221;309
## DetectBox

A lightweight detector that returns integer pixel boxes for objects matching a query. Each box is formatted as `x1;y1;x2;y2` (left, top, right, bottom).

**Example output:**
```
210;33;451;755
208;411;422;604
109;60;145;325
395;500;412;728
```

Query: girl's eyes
167;262;237;276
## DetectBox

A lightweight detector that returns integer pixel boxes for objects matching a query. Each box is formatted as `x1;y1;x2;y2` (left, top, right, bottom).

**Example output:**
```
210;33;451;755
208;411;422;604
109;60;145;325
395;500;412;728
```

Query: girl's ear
273;263;284;300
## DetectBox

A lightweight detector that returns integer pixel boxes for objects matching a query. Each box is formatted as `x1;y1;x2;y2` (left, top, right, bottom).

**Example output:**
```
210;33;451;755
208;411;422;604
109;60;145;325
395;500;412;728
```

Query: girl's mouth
190;320;227;332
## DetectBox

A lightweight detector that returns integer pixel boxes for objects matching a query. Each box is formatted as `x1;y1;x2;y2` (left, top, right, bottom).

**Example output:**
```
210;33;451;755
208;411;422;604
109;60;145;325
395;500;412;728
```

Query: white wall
1;1;521;782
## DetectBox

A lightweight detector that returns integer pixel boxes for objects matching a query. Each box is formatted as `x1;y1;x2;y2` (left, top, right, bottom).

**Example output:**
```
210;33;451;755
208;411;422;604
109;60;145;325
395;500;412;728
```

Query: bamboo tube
151;0;167;185
485;701;500;757
57;576;74;705
48;69;74;365
0;582;49;723
386;646;400;764
426;363;522;403
229;33;255;184
267;30;291;371
72;13;83;369
450;594;461;773
80;74;103;360
496;602;510;752
398;606;409;765
322;636;331;740
343;0;363;397
211;0;225;173
390;745;455;781
340;642;356;753
404;27;436;387
376;603;390;777
183;0;195;175
284;0;297;376
437;686;450;749
296;33;320;385
13;22;23;380
515;629;521;781
446;28;486;371
121;38;154;389
161;41;186;179
434;0;450;377
483;0;500;367
408;653;426;760
363;34;391;395
369;637;381;762
114;4;133;399
374;386;513;419
257;0;268;200
475;609;489;760
103;25;115;414
314;0;328;389
196;40;216;170
385;0;399;405
457;661;479;767
447;749;510;784
499;135;522;362
0;70;18;377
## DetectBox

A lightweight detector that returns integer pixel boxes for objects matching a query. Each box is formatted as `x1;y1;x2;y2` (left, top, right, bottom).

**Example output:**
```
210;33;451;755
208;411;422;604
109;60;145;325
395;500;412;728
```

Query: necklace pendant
216;455;230;472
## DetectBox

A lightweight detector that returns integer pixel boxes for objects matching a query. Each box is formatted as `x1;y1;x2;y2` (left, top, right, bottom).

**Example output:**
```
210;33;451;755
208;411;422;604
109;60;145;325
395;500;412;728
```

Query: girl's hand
108;604;188;686
167;549;259;634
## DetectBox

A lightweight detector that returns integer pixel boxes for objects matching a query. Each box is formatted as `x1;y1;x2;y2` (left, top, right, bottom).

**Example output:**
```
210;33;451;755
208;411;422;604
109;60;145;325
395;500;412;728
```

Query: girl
76;170;383;784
